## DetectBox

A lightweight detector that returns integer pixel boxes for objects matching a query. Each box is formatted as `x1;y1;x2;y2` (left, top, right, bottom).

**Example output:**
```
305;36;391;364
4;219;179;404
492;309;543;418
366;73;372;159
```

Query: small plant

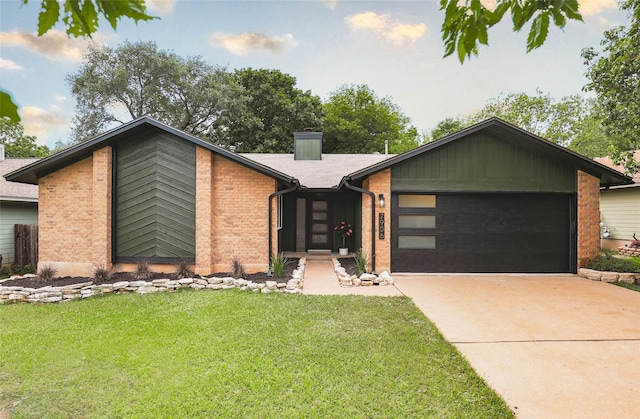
132;259;152;281
38;264;58;282
355;249;369;275
231;256;246;278
174;258;194;280
587;255;640;273
270;252;288;278
93;265;112;283
334;221;353;248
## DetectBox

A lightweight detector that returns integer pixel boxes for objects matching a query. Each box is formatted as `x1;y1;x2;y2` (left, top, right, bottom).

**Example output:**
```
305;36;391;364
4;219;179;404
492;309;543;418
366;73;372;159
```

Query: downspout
268;181;299;264
344;178;376;274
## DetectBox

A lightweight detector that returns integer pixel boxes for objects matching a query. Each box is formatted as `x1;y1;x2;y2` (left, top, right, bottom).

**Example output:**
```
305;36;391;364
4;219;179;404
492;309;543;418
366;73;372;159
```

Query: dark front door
307;198;332;249
391;193;576;273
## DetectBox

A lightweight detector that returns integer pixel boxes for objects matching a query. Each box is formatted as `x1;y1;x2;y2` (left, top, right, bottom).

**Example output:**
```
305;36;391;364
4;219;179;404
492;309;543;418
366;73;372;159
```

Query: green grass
0;291;512;418
612;281;640;293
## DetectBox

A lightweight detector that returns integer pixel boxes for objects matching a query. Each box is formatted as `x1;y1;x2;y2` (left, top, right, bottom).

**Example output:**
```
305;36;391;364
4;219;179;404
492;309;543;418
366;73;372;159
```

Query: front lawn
612;281;640;293
0;291;512;418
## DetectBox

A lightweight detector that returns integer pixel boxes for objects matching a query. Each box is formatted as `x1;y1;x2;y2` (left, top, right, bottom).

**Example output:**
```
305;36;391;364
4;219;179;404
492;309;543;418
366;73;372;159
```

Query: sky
0;0;629;149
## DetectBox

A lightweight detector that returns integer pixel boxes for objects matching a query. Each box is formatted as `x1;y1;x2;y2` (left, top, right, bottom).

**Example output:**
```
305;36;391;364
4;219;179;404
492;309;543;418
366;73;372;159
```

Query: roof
5;117;296;186
5;116;633;192
594;151;640;188
0;158;39;202
344;117;634;188
241;153;393;189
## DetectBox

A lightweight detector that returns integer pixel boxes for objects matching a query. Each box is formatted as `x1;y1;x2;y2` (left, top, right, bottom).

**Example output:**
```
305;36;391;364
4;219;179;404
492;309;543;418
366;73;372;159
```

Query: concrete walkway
302;259;402;296
303;266;640;417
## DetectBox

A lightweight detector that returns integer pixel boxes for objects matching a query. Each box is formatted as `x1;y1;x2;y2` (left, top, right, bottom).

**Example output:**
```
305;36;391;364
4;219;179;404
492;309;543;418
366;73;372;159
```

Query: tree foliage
429;91;610;158
67;41;246;143
224;68;323;153
1;0;156;122
441;0;582;63
582;0;640;173
323;85;420;154
0;119;50;157
26;0;156;37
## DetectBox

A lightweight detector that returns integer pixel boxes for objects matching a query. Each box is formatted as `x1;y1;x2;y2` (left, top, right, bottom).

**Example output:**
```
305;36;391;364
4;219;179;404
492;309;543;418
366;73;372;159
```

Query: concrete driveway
394;274;640;419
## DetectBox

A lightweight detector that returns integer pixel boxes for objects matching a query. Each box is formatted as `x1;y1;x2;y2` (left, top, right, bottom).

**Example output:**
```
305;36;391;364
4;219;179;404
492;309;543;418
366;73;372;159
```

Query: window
277;195;283;230
398;215;436;229
398;235;436;249
398;194;435;208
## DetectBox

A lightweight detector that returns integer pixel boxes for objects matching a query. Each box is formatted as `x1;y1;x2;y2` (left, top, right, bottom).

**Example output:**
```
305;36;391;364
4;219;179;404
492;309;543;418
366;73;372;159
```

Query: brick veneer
362;169;391;273
577;170;600;268
38;145;276;276
39;155;96;276
211;154;276;273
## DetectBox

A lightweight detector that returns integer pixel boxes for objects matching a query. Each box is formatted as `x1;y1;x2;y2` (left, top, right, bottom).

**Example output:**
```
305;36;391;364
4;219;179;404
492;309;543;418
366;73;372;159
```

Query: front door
307;198;332;249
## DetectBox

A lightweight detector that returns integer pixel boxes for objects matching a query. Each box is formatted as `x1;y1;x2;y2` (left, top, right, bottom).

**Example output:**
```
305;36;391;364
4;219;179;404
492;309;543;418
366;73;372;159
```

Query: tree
223;68;323;153
440;0;582;63
0;119;50;157
429;117;465;141
323;85;420;154
1;0;156;122
582;0;640;173
428;91;611;157
67;41;246;143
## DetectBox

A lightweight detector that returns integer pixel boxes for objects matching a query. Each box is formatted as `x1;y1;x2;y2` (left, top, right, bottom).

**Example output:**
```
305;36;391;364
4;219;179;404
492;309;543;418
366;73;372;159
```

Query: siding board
392;131;576;192
116;133;196;260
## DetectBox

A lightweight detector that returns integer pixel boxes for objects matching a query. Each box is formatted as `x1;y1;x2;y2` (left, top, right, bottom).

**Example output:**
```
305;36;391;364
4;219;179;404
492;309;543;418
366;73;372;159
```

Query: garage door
391;193;575;273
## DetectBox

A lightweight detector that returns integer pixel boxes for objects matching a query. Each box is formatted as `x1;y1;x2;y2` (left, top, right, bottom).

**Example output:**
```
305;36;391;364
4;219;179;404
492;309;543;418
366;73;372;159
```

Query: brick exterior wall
362;169;391;273
577;170;601;268
39;155;96;276
92;147;112;270
195;147;214;274
211;154;276;273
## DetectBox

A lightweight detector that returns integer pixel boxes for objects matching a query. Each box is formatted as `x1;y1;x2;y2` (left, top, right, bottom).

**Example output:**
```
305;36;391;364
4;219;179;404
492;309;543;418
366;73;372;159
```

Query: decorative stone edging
0;258;306;305
332;258;394;287
578;268;639;284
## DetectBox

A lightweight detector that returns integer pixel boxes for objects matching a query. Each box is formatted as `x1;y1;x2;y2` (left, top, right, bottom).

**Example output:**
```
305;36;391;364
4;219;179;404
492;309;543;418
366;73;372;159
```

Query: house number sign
379;213;385;239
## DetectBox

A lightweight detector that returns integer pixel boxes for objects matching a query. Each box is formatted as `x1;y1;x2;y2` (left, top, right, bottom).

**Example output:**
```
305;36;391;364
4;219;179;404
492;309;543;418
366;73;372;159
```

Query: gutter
343;178;376;274
268;181;300;267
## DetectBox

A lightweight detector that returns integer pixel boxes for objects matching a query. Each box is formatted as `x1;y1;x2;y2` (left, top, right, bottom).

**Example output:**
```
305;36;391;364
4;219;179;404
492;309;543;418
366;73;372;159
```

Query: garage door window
399;194;435;208
398;215;436;228
398;235;436;249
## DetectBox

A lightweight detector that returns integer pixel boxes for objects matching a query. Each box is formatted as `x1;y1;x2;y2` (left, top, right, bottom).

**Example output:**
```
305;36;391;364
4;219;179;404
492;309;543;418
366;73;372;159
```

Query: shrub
231;256;245;278
38;264;58;282
270;253;287;277
174;259;194;280
355;250;369;275
587;256;640;273
93;265;112;283
132;259;152;281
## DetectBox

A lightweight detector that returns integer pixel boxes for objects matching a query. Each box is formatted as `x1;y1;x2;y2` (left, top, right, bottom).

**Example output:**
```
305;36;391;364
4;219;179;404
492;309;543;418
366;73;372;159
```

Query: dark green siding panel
116;132;196;259
391;132;576;192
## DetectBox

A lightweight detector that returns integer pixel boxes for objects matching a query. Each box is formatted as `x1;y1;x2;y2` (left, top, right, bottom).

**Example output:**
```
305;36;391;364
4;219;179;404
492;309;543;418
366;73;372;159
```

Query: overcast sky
0;0;628;149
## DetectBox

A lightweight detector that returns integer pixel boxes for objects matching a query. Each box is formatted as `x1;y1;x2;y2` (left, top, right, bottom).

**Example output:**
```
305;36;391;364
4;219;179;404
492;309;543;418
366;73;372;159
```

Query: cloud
0;58;22;70
578;0;618;17
21;105;71;142
323;0;338;10
209;32;295;55
0;29;101;61
146;0;175;13
345;12;426;46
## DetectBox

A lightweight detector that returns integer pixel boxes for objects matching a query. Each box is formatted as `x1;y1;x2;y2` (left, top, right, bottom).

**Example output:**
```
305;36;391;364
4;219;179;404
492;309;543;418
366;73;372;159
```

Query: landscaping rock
600;271;620;283
618;273;639;284
579;268;602;281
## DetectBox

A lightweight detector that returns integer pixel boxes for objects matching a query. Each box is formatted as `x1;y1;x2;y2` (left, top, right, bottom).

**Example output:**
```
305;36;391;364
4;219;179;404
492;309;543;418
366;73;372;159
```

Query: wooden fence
14;224;38;268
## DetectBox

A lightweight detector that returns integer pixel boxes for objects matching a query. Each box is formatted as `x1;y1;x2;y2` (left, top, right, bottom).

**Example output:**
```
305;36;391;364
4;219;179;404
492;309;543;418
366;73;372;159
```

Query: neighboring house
5;117;632;277
594;151;640;250
0;145;39;265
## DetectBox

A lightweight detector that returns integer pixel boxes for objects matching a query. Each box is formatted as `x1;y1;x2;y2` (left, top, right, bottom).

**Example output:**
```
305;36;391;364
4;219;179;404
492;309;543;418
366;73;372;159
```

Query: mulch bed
338;257;360;276
1;258;300;289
